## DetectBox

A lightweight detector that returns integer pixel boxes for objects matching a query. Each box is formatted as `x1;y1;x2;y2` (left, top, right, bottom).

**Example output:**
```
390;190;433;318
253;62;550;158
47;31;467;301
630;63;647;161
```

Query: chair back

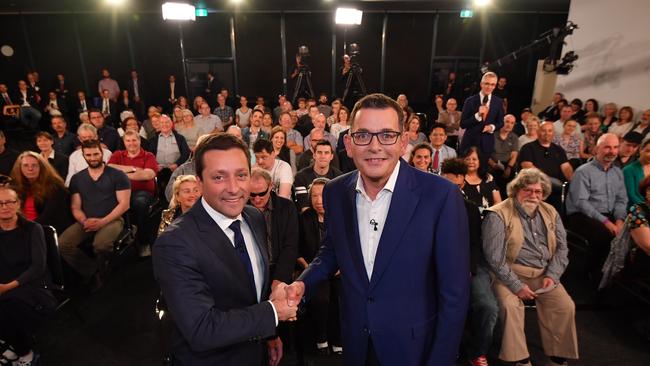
42;225;65;291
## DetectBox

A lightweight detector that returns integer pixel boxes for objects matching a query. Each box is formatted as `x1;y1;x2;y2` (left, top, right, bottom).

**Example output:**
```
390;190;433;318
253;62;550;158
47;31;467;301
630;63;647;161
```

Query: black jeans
0;292;54;356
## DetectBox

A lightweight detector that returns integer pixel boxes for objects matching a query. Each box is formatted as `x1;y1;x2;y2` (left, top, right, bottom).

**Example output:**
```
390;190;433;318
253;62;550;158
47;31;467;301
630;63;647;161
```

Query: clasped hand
270;283;299;321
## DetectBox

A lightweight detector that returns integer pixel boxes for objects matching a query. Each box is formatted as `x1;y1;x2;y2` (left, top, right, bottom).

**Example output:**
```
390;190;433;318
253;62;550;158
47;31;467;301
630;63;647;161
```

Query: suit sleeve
460;98;480;130
297;183;339;297
152;230;277;352
273;201;299;283
427;185;470;365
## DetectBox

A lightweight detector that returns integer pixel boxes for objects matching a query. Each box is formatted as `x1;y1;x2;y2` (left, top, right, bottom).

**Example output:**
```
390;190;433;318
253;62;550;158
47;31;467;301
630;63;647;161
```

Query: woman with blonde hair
175;109;202;149
10;151;73;233
158;175;201;235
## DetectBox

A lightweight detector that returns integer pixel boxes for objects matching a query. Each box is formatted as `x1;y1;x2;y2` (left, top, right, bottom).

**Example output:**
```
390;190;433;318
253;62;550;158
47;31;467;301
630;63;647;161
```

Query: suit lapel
369;162;421;291
190;203;258;301
343;172;371;288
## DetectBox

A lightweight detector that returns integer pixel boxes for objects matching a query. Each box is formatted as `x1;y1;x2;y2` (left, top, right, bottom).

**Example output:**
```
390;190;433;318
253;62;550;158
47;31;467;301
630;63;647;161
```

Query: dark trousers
309;281;330;344
467;264;499;359
568;212;615;270
0;294;53;356
131;190;155;246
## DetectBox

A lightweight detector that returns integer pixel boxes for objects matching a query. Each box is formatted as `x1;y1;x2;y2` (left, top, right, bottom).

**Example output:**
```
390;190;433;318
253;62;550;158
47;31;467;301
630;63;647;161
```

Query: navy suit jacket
459;94;504;155
298;161;470;366
153;203;277;366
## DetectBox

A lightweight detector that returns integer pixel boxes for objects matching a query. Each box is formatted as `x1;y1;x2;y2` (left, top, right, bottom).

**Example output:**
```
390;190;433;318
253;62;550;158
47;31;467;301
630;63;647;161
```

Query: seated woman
624;138;650;207
405;114;427;146
0;179;57;365
409;143;433;173
175;109;202;150
270;126;297;175
462;147;501;215
158;175;201;236
553;119;583;169
10;151;74;234
298;177;342;355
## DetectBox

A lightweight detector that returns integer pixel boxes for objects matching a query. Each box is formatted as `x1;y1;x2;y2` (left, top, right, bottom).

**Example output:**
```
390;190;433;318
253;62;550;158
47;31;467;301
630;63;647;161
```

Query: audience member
278;111;304;155
295;105;318;138
514;108;532;136
273;95;287;121
614;131;642;169
10;151;73;233
409;143;433;173
248;169;299;286
566;133;627;269
483;168;578;366
175;109;201;149
569;98;585;124
108;130;159;256
553;119;583;169
269;127;296;174
463;147;501;213
97;68;120;101
35;131;68;179
213;93;234;127
405;114;427;146
164;75;181;111
303;113;337;149
518;115;539;150
623;138;650;206
428;123;457;174
146;114;191;193
553;105;581;138
116;116;148;149
0;183;57;366
460;72;504;172
326;99;342;127
490;114;519;192
632;109;650;136
583;98;599;117
65;124;112;186
581;113;603;160
158;175;200;238
317;93;332;117
96;89;118;127
242;109;270;147
15;80;41;130
601;102;618;133
43;90;67;120
538;91;563;121
608;106;635;138
297;177;342;355
294;140;341;211
59;140;131;291
88;108;120;152
493;76;509;112
329;105;349;141
261;112;274;134
194;102;223;134
142;106;162;139
252;139;293;199
297;128;325;171
235;95;252;128
436;97;462;148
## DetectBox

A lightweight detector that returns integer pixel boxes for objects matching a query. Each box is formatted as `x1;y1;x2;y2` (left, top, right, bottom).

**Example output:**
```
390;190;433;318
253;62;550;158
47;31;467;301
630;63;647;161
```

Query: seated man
252;139;293;199
483;168;578;366
65;124;112;186
436;97;462;148
88;108;120;152
147;114;191;194
428;123;457;175
248;168;299;286
302;113;337;149
614;131;642;169
108;130;159;257
518;121;573;208
490;114;519;195
566;133;627;269
278;111;304;154
294;140;342;212
58;140;131;290
242;109;270;147
51;115;76;156
440;158;497;366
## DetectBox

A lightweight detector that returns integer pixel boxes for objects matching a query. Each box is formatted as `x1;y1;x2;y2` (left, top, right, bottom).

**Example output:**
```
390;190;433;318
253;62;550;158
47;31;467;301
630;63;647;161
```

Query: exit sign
460;9;474;18
196;8;208;17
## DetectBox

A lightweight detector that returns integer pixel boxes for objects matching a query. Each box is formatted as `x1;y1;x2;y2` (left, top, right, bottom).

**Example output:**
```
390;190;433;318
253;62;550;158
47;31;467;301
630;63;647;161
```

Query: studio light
105;0;126;5
335;7;363;25
162;2;196;21
473;0;492;7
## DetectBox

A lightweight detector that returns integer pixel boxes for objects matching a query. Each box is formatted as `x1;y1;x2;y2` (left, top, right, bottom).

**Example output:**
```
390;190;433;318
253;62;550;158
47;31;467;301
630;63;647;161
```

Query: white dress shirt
355;160;400;279
200;198;278;324
474;92;495;133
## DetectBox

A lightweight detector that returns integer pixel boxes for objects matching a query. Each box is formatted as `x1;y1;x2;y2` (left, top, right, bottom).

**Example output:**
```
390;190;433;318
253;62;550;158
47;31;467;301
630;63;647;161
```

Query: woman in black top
0;181;57;365
462;147;502;215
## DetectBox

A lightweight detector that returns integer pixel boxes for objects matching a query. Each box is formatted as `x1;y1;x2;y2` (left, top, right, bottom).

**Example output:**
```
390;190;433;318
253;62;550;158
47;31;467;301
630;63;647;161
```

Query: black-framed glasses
250;187;270;198
350;131;401;146
0;200;17;207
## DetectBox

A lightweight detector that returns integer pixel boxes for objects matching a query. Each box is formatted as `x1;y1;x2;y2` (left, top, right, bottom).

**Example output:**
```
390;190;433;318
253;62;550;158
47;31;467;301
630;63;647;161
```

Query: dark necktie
229;220;256;292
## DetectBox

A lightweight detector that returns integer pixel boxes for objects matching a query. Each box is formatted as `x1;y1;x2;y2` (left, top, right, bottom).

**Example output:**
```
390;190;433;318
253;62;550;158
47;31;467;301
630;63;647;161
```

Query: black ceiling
0;0;570;13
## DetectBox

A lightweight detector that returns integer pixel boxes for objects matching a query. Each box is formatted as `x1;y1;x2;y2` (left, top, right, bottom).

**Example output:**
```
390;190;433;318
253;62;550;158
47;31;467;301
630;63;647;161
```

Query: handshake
269;281;306;322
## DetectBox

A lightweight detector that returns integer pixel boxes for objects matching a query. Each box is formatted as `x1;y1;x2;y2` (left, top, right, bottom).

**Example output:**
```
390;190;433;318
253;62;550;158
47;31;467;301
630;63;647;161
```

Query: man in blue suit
283;93;470;365
459;72;504;172
153;134;297;366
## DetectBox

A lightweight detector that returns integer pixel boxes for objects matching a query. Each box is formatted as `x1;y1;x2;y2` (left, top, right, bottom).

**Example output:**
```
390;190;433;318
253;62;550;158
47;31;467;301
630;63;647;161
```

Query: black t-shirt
70;165;130;218
518;140;568;180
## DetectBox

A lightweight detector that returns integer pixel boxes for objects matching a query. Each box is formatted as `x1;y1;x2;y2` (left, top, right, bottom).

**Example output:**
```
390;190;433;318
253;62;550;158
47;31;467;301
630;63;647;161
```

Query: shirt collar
355;160;400;199
201;197;244;234
479;92;492;103
48;150;55;159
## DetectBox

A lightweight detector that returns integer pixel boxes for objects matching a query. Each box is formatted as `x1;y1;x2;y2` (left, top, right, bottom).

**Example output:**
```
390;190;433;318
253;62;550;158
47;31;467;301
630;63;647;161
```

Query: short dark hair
87;107;102;118
440;158;468;176
35;131;53;141
315;140;333;153
252;138;274;154
50;115;67;124
350;93;404;132
429;123;447;135
80;139;102;151
570;98;583;108
194;133;251;178
251;109;264;118
121;116;139;131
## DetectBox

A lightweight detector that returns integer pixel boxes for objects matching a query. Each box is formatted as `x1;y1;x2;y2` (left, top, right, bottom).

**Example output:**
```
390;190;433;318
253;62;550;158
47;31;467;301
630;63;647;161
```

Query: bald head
596;133;619;167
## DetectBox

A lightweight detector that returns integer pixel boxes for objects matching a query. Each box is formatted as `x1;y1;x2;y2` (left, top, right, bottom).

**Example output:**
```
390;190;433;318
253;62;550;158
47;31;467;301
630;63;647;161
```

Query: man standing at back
459;72;504;172
285;93;470;365
153;134;297;365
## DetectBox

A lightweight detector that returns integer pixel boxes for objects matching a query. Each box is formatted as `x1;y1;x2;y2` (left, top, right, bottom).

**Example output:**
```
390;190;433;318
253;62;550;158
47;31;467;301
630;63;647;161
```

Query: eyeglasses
521;188;544;196
0;200;17;207
250;187;270;198
350;131;401;146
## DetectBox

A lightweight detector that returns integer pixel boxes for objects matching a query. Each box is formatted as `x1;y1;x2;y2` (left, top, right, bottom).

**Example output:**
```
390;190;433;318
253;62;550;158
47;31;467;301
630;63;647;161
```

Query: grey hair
77;123;97;136
482;71;498;81
251;168;272;185
506;168;552;200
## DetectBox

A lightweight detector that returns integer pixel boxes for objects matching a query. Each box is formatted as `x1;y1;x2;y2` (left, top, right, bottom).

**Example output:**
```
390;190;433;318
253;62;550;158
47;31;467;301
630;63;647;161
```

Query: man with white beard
482;168;578;366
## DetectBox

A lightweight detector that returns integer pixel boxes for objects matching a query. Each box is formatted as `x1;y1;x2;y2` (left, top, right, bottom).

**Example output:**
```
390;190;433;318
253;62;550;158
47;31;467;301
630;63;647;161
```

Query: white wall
555;0;650;115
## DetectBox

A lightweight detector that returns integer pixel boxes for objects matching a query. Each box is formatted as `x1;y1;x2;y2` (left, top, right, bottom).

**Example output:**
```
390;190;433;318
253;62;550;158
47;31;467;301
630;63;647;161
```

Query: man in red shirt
108;129;159;256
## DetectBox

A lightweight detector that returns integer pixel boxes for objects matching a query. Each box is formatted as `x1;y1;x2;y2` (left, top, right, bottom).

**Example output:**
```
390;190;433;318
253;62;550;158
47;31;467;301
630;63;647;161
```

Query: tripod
292;66;314;105
342;63;367;105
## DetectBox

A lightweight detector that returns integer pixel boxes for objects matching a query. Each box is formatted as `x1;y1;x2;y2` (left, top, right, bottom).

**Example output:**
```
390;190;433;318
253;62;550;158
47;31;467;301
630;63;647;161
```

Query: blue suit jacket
299;161;470;366
153;202;276;366
459;94;504;155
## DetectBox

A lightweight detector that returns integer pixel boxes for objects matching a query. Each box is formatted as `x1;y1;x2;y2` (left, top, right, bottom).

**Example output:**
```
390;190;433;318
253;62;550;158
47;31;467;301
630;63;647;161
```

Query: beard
87;160;103;169
520;200;539;217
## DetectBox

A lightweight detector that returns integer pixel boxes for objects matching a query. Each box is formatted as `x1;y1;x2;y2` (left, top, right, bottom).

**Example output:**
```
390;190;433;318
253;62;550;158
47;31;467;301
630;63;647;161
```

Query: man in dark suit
127;69;145;103
285;93;470;366
459;71;504;173
153;134;297;366
95;89;118;128
165;74;185;112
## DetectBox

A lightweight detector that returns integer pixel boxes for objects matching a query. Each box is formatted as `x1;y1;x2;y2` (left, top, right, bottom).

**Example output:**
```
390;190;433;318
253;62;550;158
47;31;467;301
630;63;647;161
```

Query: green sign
460;9;474;18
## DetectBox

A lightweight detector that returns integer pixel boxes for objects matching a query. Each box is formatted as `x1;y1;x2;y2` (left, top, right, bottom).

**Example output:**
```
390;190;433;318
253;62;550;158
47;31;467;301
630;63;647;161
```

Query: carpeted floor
36;250;650;366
